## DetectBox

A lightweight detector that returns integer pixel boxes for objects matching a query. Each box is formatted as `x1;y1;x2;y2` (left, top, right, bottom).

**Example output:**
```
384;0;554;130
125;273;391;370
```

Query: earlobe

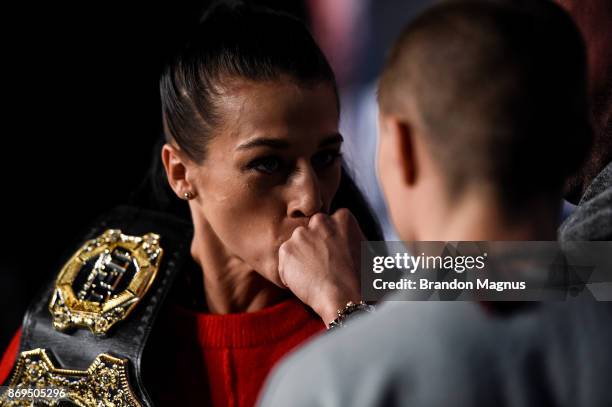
161;143;194;199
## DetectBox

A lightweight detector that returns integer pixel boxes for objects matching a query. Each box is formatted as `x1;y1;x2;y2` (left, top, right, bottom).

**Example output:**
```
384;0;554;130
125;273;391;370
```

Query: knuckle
279;241;292;256
309;213;326;227
279;241;287;253
310;214;337;239
332;208;353;224
292;226;307;239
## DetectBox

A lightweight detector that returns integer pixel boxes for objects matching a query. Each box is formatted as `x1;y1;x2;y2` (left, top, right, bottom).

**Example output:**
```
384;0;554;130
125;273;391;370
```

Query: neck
418;189;559;241
190;220;289;315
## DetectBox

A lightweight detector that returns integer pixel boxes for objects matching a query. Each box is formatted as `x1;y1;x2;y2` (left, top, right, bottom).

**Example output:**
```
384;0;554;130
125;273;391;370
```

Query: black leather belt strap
4;205;193;406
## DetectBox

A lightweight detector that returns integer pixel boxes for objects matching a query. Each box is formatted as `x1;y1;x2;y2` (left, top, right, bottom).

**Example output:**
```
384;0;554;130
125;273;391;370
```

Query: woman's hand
278;208;364;325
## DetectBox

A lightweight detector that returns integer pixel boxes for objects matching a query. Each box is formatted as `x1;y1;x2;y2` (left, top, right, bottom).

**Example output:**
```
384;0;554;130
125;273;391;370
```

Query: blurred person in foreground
258;1;612;406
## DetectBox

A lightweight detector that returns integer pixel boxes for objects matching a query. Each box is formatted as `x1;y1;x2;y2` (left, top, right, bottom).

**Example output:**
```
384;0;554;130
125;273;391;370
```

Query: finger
308;212;334;236
332;208;366;240
278;242;291;287
331;208;358;229
290;225;309;241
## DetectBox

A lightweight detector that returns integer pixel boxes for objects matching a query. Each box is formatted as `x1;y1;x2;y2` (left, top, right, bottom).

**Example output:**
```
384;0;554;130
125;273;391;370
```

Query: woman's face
186;78;342;286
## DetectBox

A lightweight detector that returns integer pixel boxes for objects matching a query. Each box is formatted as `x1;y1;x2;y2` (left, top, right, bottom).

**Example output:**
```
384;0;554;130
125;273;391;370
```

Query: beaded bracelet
327;300;376;330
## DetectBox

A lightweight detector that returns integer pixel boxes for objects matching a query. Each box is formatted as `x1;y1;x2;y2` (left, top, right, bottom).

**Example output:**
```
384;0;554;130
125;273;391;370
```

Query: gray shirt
559;161;612;241
258;300;612;407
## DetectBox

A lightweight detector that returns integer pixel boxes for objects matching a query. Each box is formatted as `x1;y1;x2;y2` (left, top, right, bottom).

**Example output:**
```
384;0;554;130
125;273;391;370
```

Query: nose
287;164;324;219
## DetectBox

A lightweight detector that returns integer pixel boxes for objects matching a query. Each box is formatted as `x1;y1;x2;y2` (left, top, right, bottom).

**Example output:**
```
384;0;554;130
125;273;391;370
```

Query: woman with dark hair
0;2;381;406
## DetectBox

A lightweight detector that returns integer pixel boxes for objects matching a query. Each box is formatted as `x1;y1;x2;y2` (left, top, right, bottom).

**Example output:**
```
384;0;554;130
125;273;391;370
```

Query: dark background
0;0;310;354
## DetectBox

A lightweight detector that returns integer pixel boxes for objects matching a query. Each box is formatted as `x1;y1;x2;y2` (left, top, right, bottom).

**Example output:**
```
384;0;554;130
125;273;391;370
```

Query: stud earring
183;191;194;200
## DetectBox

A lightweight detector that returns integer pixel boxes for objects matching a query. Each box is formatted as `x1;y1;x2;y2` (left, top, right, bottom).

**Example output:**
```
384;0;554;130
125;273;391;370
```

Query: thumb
278;268;289;288
278;244;290;288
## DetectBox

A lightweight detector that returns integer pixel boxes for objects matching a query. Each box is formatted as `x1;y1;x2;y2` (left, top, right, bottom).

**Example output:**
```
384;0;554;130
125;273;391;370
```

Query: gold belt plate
49;229;163;335
0;348;142;406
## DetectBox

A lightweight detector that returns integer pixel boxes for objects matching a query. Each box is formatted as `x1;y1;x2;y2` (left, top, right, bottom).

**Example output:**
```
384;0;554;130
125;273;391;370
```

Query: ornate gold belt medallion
0;229;165;406
49;229;163;336
0;348;141;406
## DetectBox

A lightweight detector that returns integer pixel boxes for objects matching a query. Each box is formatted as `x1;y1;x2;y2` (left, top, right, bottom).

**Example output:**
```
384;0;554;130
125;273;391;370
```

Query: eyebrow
236;133;344;151
319;133;344;147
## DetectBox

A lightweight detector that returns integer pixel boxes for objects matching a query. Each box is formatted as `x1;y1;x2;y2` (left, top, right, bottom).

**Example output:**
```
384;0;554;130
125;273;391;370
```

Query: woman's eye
248;157;282;174
312;150;342;168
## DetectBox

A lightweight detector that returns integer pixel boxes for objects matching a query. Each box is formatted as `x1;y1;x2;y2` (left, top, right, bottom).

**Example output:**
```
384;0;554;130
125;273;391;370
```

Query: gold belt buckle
49;229;163;336
0;348;142;406
0;230;165;405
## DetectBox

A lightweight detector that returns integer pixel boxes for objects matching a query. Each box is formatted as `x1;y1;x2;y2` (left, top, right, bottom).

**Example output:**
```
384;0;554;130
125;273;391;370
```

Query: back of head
379;0;591;212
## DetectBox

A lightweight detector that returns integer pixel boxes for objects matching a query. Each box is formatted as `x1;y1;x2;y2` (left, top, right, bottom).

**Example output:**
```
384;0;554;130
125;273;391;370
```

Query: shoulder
258;302;505;407
559;187;612;241
0;327;22;385
1;205;195;404
259;301;612;407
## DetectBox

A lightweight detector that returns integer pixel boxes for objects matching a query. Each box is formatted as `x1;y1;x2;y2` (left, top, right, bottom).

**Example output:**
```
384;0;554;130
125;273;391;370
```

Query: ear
161;143;196;199
388;116;417;187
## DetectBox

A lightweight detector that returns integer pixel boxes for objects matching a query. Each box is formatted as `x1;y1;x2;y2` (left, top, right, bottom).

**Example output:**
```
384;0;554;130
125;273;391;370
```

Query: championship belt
0;206;193;406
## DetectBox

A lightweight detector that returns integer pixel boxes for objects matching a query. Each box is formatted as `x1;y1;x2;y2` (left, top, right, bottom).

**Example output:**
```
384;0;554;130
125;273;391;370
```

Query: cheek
198;178;288;281
322;164;342;208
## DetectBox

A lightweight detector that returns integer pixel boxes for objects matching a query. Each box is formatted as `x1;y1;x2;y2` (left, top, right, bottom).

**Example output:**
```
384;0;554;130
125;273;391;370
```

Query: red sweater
0;298;325;406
